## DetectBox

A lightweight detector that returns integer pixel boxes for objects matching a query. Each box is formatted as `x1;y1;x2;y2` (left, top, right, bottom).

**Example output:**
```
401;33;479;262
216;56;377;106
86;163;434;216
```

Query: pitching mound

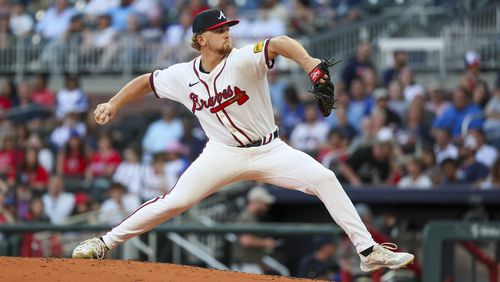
0;257;314;282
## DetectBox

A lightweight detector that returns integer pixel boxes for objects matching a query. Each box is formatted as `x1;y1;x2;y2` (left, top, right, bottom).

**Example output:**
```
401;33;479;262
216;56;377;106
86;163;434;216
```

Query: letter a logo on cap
218;11;225;19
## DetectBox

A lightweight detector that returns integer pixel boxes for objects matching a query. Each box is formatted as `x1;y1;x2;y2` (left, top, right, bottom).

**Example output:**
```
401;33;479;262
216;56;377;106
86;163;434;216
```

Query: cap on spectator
108;182;127;192
70;13;83;23
440;157;458;168
247;186;275;204
464;50;480;70
165;140;189;155
75;193;90;205
404;84;426;102
312;235;339;248
373;88;389;100
464;134;478;150
192;9;239;33
376;127;394;143
69;128;80;138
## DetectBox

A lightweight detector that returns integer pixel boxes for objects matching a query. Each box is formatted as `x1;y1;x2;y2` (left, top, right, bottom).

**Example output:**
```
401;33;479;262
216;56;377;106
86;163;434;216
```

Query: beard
220;41;232;55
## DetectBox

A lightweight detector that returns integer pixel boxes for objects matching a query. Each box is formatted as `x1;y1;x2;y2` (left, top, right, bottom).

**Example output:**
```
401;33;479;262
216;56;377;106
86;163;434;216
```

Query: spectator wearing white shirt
479;158;500;189
160;11;194;64
467;129;498;168
138;153;180;201
399;67;425;103
9;1;33;38
35;0;75;40
50;113;86;149
83;0;119;20
98;182;141;259
290;103;330;156
398;158;432;189
82;14;118;70
433;128;458;164
84;14;117;48
162;12;192;45
112;147;142;197
99;182;141;226
142;104;183;161
249;8;286;39
55;75;88;119
42;175;75;224
26;132;54;174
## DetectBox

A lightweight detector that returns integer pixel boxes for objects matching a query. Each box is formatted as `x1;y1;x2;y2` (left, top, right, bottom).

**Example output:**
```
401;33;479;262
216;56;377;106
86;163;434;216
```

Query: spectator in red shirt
86;134;121;180
31;73;56;109
10;148;49;195
20;196;56;257
56;131;87;177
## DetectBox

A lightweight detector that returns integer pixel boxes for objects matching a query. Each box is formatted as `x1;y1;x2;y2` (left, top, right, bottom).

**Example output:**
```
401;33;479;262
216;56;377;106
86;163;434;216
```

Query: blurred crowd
0;0;369;69
289;46;500;191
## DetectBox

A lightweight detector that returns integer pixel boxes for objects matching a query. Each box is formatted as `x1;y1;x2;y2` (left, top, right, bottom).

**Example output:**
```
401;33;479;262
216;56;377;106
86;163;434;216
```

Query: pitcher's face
204;25;232;55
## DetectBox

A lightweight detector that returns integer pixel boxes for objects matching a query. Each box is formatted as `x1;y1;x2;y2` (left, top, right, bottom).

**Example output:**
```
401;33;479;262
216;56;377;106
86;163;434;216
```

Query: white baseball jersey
150;39;276;146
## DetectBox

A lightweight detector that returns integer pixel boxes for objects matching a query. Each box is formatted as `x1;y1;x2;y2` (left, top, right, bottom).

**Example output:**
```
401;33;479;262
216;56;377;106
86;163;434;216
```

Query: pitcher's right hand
94;102;117;125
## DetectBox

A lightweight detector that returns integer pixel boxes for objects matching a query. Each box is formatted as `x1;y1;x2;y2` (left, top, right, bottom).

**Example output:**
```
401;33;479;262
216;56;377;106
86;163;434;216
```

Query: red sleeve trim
263;39;274;69
149;71;160;98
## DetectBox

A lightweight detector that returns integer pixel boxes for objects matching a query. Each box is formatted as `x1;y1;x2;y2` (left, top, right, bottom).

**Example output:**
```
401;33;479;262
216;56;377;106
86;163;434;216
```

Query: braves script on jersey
150;39;276;147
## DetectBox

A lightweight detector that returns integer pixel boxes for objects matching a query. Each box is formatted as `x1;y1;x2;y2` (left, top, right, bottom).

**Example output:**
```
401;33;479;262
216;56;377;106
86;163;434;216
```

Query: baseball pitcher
73;9;414;273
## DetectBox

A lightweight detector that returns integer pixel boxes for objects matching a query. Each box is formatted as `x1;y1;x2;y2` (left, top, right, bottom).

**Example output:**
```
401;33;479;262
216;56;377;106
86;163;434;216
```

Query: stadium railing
0;222;342;262
423;221;500;282
0;5;497;79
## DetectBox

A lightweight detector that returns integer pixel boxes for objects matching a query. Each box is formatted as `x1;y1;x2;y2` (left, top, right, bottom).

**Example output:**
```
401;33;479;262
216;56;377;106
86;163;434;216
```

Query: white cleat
360;243;415;272
72;238;108;259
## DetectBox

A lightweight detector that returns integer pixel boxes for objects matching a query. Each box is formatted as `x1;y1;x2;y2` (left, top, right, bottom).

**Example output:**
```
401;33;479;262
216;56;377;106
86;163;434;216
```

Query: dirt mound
0;257;314;282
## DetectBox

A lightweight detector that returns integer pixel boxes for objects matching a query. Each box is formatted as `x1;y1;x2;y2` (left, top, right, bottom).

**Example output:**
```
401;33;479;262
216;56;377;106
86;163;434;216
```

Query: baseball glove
308;58;341;117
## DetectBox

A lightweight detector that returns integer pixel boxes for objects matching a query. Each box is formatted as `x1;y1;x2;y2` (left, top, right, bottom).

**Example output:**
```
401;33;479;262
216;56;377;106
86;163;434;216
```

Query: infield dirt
0;257;316;282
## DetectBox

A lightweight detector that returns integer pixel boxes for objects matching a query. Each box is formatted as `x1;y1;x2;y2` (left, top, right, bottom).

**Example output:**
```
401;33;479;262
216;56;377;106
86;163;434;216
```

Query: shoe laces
375;242;398;259
81;238;107;259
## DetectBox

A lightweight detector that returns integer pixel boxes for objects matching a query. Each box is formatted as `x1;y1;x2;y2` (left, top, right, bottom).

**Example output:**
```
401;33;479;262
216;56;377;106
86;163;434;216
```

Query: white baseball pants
102;138;375;253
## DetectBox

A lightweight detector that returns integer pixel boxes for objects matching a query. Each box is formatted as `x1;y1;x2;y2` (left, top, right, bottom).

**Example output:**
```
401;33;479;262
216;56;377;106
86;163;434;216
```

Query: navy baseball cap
192;9;239;33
